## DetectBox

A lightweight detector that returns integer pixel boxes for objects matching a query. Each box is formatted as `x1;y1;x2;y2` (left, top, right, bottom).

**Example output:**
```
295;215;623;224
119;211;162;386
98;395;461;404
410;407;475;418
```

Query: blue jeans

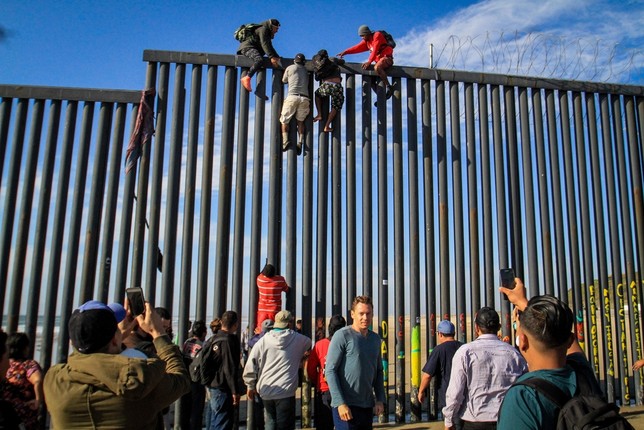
332;405;374;430
207;387;233;430
263;396;296;430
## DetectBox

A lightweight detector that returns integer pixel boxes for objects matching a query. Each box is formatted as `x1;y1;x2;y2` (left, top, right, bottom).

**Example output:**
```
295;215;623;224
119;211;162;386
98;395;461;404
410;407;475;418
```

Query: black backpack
312;50;337;81
514;369;634;430
188;336;223;385
377;30;396;49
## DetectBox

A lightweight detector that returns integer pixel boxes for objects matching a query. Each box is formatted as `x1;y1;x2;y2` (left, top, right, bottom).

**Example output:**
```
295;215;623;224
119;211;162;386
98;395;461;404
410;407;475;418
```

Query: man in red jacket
338;25;395;99
256;263;289;331
306;315;347;429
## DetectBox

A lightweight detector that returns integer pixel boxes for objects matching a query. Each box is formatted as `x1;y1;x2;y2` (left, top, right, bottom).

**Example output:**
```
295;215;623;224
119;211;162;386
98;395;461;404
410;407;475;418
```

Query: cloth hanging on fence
125;88;155;174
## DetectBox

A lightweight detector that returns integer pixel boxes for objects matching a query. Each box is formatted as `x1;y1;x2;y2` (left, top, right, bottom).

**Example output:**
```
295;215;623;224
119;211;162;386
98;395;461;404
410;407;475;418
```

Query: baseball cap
475;307;500;331
69;300;126;354
273;310;293;329
261;318;274;332
358;25;372;36
294;53;305;64
437;320;455;335
270;19;281;27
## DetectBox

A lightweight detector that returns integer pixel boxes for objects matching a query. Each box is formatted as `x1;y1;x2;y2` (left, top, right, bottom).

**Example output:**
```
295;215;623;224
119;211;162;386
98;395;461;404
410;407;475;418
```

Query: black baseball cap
69;300;126;354
294;53;305;64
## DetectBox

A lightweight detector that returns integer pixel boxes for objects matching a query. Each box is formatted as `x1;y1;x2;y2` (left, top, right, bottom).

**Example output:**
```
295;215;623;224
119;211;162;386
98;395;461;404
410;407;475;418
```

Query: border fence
1;50;644;426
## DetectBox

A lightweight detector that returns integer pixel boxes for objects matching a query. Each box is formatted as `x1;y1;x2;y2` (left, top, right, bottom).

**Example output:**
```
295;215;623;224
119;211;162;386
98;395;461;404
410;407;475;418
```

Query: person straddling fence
236;19;282;94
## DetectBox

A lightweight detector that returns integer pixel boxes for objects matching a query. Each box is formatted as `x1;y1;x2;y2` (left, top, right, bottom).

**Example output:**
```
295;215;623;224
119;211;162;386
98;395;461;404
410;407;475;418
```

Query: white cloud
396;0;644;83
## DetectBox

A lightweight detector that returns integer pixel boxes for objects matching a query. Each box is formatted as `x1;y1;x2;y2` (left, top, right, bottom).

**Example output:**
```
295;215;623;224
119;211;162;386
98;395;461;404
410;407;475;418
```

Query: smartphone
500;268;515;300
126;287;146;316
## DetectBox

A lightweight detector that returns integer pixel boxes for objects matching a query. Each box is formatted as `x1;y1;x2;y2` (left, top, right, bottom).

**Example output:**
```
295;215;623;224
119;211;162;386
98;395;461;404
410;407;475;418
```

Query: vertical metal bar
178;64;202;346
605;95;633;405
492;86;509;300
558;91;584;352
407;78;421;423
571;91;601;385
589;93;615;402
478;84;495;307
301;73;314;335
213;66;237;316
465;83;480;332
114;105;139;302
131;64;158;292
532;89;554;295
141;62;167;302
96;103;127;303
41;100;77;369
450;82;466;343
422;78;437;419
7;98;44;332
436;81;449;319
392;76;405;423
160;63;187;309
26;99;61;346
518;88;538;294
0;97;12;182
362;76;373;301
332;92;342;316
286;117;297;314
315;86;330;334
0;98;28;314
377;78;389;424
248;68;267;335
624;96;644;404
58;101;95;363
545;90;570;305
197;65;218;322
504;86;520;336
246;68;267;430
232;71;250;318
346;75;357;312
267;70;284;271
79;102;114;302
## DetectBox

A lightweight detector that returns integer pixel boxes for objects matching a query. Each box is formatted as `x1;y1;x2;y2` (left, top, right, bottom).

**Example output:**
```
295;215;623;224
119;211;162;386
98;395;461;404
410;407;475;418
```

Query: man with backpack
236;19;282;94
205;310;245;430
312;49;345;133
337;25;396;100
498;278;633;430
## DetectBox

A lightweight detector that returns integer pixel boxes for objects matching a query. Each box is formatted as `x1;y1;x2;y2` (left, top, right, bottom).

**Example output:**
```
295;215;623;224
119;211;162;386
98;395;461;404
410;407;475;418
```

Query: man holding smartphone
44;299;190;429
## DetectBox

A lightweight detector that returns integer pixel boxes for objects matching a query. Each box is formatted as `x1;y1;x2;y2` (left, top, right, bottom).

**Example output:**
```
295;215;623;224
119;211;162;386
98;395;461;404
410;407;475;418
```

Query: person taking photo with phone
44;299;190;429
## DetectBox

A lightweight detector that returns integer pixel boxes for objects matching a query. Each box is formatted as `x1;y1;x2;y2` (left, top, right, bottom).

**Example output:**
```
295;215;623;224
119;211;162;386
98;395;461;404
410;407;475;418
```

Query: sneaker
241;76;252;92
297;142;303;155
282;140;291;152
385;85;394;99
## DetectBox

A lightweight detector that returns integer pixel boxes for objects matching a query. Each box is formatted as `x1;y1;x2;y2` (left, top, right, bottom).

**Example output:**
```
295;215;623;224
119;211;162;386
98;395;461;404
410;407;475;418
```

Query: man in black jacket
207;310;244;430
238;19;282;93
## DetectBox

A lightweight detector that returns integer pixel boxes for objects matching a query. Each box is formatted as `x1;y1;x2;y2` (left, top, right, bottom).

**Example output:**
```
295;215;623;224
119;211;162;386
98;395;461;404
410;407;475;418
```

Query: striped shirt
256;273;289;314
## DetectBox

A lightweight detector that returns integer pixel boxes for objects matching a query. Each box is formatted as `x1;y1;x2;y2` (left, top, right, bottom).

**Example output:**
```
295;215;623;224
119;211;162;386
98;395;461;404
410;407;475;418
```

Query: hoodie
242;328;310;400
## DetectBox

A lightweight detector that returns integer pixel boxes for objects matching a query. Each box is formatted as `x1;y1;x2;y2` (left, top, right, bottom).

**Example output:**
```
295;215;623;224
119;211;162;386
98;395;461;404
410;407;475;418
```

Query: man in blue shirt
418;320;463;418
325;296;385;430
497;279;602;430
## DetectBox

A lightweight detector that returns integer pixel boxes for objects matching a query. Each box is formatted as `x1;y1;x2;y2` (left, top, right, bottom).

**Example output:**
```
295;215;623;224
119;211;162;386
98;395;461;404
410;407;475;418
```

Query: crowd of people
0;17;637;430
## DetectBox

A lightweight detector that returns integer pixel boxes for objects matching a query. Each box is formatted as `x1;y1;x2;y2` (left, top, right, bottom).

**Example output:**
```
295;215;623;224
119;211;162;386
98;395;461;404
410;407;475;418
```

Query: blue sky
1;0;642;89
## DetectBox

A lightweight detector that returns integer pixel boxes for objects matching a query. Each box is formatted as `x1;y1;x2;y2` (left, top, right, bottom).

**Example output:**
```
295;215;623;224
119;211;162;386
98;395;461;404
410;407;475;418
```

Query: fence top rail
143;49;644;96
0;84;143;104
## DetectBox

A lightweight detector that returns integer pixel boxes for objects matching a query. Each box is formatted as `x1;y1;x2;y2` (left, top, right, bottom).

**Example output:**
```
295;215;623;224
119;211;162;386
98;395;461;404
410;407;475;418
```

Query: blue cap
79;300;126;323
437;320;455;335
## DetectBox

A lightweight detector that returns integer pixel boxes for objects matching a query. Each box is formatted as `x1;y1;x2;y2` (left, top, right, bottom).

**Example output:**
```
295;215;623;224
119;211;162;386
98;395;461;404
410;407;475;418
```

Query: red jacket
342;31;394;64
306;338;331;392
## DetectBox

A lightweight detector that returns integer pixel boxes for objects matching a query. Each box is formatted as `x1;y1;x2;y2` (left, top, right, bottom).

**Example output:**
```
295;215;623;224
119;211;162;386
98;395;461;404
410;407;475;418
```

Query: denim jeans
263;396;296;430
207;387;233;430
332;405;374;430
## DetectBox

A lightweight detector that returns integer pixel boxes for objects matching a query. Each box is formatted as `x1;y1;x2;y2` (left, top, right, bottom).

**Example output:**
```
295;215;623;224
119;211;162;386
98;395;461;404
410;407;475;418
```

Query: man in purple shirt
443;307;527;430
